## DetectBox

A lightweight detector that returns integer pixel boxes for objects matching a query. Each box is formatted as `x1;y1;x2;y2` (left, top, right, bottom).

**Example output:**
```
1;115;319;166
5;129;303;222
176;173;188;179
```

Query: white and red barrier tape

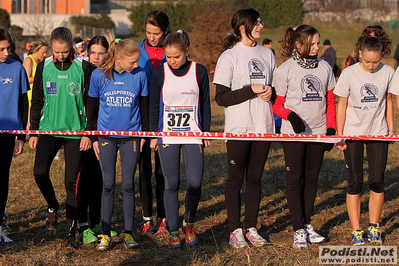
0;130;398;142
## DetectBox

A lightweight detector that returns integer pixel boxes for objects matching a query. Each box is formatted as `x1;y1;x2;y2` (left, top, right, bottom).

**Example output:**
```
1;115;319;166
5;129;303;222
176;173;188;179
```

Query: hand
251;84;266;94
336;139;347;151
93;141;100;160
287;112;305;134
388;130;395;144
14;140;24;154
150;139;158;151
29;136;38;150
204;140;211;148
140;138;146;152
258;86;272;102
79;136;92;151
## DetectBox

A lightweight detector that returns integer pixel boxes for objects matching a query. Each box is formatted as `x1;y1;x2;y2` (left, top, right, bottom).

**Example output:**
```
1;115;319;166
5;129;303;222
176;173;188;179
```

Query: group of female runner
0;7;396;250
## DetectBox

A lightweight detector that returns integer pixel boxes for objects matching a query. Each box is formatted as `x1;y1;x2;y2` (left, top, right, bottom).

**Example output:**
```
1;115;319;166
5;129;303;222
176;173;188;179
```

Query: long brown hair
279;25;319;60
355;25;391;57
99;39;140;80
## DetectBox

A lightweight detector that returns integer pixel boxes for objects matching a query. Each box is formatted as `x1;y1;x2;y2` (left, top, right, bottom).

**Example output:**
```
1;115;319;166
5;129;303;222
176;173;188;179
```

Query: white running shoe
304;224;325;243
245;227;268;247
229;228;248;248
0;229;13;245
293;229;308;248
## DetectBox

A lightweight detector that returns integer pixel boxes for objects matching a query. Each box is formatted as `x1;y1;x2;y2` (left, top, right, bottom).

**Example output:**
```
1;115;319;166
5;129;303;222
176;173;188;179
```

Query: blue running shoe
367;226;382;244
351;230;365;246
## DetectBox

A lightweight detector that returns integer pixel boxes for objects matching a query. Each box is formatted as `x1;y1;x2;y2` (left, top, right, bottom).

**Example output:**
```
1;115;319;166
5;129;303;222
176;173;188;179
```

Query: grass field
1;23;399;265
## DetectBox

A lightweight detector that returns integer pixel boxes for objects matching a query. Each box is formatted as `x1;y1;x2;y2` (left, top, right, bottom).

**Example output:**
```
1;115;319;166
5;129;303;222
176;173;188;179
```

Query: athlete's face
52;41;70;62
115;52;140;73
146;24;165;47
34;45;48;62
0;40;10;62
359;49;382;72
165;45;188;69
250;17;264;40
89;44;107;66
309;34;320;56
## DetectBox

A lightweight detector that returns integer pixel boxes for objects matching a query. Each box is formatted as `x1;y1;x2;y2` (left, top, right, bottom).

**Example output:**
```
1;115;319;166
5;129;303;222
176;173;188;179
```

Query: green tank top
40;56;86;139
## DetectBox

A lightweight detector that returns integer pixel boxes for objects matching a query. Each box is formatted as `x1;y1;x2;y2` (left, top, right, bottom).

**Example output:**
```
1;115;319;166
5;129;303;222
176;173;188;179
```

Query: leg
0;135;16;220
366;141;388;224
225;140;251;232
244;141;271;229
98;137;118;232
119;139;140;232
158;144;181;232
33;135;63;211
282;142;306;231
138;140;153;218
182;144;204;223
87;148;103;227
154;150;166;219
344;141;365;231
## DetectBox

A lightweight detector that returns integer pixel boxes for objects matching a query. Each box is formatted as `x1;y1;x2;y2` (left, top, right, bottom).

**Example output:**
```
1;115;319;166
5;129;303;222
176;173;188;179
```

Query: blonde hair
28;39;48;55
103;31;115;46
99;39;140;80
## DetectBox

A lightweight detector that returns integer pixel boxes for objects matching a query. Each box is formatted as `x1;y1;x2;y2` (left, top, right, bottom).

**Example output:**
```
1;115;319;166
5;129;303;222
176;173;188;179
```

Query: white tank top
162;62;202;144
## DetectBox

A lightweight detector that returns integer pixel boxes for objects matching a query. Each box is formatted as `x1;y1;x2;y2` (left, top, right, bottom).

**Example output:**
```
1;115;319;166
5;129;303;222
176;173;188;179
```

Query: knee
187;182;202;195
347;180;362;195
369;181;384;193
102;182;115;195
122;182;134;194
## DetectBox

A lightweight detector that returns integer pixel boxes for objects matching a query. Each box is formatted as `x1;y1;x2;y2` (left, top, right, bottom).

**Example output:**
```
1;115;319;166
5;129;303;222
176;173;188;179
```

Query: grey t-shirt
213;42;276;134
273;58;335;135
334;62;394;135
388;65;399;95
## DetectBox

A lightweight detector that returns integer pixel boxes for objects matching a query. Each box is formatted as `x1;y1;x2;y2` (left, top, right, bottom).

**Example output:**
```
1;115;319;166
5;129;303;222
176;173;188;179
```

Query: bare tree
26;14;54;37
322;0;359;20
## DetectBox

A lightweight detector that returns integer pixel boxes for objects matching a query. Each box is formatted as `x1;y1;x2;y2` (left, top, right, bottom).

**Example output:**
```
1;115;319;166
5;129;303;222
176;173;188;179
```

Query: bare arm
336;96;348;151
23;57;34;84
386;92;394;135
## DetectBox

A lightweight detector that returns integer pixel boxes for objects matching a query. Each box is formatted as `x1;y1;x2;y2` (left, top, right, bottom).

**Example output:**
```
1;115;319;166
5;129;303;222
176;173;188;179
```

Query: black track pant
138;140;165;219
225;140;271;232
0;135;16;220
33;135;83;234
282;142;324;231
76;147;102;228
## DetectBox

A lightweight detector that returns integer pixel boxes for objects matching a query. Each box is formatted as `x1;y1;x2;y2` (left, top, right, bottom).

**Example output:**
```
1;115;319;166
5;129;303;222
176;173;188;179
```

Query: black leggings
33;135;83;234
76;148;102;228
138;140;165;219
0;135;16;220
225;140;271;232
344;141;388;195
282;142;324;231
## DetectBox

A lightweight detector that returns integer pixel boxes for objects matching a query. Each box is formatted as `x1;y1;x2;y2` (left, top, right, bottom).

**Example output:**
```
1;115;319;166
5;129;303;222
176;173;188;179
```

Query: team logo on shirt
360;83;378;102
66;81;81;96
248;58;265;80
0;77;13;85
46;82;57;94
301;74;322;101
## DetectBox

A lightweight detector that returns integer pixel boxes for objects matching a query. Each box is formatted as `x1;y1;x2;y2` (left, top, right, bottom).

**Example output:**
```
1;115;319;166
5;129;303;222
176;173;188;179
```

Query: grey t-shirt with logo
273;58;335;135
334;63;394;135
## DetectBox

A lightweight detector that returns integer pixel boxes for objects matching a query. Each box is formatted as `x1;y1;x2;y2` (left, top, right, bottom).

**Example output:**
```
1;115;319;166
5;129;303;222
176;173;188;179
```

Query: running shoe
229;228;249;248
0;230;13;245
91;224;117;237
169;231;182;248
120;233;139;249
293;229;308;248
139;220;155;235
182;220;198;246
96;234;112;250
2;216;11;232
351;230;365;246
155;218;169;236
78;228;98;244
367;226;382;244
64;234;78;249
245;227;268;247
46;208;57;231
304;224;325;243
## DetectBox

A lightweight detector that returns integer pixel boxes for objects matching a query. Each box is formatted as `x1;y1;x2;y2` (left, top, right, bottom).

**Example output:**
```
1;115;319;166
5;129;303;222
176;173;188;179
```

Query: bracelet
389;129;395;134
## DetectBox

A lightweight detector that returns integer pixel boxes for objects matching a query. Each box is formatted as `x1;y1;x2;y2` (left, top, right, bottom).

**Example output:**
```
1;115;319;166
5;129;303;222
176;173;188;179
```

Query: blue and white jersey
89;67;149;133
0;58;29;130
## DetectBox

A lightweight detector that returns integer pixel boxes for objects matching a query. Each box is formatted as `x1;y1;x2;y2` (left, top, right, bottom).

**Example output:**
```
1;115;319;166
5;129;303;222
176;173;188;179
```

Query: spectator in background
321;39;340;77
342;51;359;70
262;38;275;55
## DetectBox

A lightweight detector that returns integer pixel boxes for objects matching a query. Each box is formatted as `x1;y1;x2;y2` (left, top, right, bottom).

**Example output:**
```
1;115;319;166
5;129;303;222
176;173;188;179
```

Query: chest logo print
0;77;13;84
248;58;266;80
360;83;378;103
301;74;322;102
66;81;81;96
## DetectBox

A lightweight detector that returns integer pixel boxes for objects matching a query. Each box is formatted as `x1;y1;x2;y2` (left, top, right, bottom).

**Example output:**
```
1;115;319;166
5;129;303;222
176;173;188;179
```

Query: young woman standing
213;8;275;248
335;25;394;245
137;10;170;235
149;30;211;248
29;27;94;249
273;25;336;248
0;27;29;244
87;38;148;250
76;36;110;244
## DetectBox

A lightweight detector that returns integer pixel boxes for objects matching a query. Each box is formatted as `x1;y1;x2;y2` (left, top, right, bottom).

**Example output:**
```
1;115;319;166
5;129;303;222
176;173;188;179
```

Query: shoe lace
354;231;363;240
369;227;379;237
158;220;166;230
186;224;195;236
233;230;245;242
98;234;110;243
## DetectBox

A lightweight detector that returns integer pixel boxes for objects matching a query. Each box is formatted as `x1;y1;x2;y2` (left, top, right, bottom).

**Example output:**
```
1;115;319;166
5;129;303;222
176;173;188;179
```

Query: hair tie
293;26;297;31
115;38;121;44
368;31;377;38
176;29;183;34
233;33;237;37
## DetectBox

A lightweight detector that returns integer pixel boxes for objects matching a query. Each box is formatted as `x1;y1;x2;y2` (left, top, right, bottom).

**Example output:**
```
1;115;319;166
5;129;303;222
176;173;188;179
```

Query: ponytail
355;25;391;57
